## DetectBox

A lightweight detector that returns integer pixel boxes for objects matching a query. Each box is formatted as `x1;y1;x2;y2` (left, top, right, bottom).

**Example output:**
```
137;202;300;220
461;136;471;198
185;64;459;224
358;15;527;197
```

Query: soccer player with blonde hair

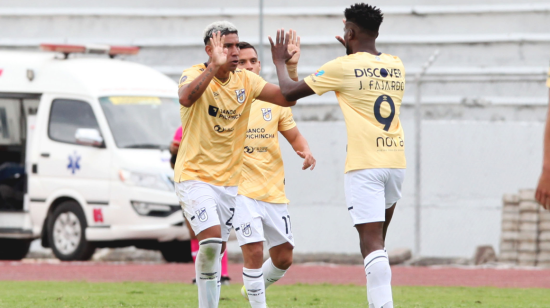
174;21;298;308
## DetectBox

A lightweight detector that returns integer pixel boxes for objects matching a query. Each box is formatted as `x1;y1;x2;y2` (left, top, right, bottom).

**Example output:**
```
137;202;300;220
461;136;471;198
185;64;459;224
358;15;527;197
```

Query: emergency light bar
40;43;139;58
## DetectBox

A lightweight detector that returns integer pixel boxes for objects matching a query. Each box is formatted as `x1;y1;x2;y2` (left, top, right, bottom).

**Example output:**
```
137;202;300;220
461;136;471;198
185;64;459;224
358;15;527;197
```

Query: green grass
0;281;549;307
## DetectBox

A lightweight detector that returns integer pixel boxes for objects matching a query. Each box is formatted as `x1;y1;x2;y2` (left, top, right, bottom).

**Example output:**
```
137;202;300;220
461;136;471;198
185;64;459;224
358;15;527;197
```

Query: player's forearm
289;134;311;155
178;64;219;107
275;62;301;102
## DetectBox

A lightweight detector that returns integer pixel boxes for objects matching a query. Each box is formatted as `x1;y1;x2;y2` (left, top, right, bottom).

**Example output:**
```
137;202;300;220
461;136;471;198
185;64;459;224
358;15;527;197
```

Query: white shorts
344;168;406;225
234;195;295;249
174;180;237;242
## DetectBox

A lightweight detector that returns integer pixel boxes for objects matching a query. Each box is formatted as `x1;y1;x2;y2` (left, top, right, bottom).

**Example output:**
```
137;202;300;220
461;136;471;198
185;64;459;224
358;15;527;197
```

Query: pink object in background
221;251;229;277
191;239;199;262
173;126;182;142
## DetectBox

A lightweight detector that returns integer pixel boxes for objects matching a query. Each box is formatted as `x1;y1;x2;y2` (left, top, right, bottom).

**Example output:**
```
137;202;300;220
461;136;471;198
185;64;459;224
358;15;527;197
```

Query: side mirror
75;128;104;148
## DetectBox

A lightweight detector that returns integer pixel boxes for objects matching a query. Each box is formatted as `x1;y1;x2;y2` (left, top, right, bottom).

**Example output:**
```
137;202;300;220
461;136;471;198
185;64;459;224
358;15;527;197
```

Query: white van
0;45;190;262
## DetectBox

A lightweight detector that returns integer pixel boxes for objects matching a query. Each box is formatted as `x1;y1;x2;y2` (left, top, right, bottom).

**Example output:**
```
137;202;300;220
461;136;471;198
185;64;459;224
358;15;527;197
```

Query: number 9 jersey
304;52;406;172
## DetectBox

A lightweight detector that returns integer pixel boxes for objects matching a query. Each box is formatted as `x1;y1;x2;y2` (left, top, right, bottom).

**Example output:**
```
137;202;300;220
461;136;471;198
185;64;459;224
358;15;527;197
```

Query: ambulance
0;44;190;262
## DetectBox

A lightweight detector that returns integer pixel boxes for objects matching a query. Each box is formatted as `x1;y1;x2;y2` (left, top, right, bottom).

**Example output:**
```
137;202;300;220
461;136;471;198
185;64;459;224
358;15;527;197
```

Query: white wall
271;119;544;257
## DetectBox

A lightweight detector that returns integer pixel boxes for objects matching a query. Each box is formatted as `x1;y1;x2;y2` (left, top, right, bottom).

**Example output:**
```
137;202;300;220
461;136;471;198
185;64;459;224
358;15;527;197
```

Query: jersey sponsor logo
354;68;403;79
243;146;268;153
314;69;325;77
208;105;242;120
376;136;405;149
244;146;254;154
179;75;187;84
241;222;252;237
208;105;219;117
196;207;208;222
261;108;272;121
246;127;275;139
235;89;246;104
214;125;234;133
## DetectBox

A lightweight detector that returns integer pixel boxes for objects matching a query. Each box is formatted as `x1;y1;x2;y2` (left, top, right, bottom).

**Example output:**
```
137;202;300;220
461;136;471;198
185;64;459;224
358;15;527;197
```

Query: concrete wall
2;0;549;258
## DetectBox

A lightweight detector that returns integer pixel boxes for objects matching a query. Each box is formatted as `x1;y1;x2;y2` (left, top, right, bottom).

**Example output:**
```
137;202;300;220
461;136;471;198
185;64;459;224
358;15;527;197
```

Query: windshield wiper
123;144;165;149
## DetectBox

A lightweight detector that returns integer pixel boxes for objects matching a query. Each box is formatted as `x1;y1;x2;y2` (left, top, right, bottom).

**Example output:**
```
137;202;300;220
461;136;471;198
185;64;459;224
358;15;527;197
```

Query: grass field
1;281;549;307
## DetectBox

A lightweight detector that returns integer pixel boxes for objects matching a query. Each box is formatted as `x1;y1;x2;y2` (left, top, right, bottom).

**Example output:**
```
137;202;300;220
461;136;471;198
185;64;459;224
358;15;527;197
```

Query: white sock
196;238;222;308
215;251;223;303
243;267;266;308
262;258;287;288
364;250;393;308
367;289;375;308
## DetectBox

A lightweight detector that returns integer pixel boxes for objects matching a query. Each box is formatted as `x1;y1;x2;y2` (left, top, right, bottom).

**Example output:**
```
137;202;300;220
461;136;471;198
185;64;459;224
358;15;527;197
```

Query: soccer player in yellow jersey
174;21;297;308
269;4;405;307
535;66;550;211
234;41;316;308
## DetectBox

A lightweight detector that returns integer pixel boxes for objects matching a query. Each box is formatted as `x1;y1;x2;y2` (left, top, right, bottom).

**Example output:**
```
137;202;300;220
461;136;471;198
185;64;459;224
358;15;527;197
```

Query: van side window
48;99;100;144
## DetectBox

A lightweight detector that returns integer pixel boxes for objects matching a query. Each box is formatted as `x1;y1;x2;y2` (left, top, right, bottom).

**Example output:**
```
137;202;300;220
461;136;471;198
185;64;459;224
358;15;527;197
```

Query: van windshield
99;96;180;149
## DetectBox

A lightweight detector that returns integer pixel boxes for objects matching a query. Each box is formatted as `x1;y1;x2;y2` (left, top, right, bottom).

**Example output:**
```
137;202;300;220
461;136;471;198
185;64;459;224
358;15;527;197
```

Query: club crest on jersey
261;108;272;121
235;89;246;104
241;223;252;237
196;208;208;222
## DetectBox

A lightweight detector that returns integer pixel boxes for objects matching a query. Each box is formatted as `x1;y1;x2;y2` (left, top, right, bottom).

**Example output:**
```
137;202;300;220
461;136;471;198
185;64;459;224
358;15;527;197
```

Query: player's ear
205;44;213;57
348;28;355;41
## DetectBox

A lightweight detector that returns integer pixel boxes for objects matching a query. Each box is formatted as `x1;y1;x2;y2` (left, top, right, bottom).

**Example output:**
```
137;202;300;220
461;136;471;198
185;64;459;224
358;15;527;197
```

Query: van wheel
48;201;95;261
0;239;31;260
160;240;192;263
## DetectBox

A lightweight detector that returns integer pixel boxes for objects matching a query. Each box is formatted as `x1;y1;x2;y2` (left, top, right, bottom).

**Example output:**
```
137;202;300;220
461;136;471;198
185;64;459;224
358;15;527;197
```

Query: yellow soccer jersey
304;52;406;172
238;100;296;203
547;68;550;88
174;63;267;186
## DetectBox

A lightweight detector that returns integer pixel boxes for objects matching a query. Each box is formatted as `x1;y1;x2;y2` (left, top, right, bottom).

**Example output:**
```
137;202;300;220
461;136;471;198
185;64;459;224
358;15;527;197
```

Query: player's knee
273;247;293;270
198;238;223;263
276;256;292;270
243;242;264;261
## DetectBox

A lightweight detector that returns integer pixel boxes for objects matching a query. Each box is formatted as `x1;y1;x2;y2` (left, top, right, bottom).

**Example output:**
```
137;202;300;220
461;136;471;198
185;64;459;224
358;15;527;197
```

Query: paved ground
1;261;549;288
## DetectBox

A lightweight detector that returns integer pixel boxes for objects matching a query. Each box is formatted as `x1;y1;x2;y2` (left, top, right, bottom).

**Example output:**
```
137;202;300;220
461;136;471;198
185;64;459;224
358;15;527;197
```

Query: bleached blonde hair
203;21;238;45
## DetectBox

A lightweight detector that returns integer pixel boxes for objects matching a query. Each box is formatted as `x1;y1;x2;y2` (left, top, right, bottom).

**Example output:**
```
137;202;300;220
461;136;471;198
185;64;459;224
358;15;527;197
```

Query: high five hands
269;29;299;65
286;30;301;66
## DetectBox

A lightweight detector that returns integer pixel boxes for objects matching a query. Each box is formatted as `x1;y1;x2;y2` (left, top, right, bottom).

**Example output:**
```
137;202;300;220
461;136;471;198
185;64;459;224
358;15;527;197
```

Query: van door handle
40;153;50;158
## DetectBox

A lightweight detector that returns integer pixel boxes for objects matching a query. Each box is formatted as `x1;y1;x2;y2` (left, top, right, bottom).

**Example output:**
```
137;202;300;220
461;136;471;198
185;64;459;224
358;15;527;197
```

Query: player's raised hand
210;31;228;67
297;150;316;171
286;29;301;66
536;171;550;210
269;28;297;65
